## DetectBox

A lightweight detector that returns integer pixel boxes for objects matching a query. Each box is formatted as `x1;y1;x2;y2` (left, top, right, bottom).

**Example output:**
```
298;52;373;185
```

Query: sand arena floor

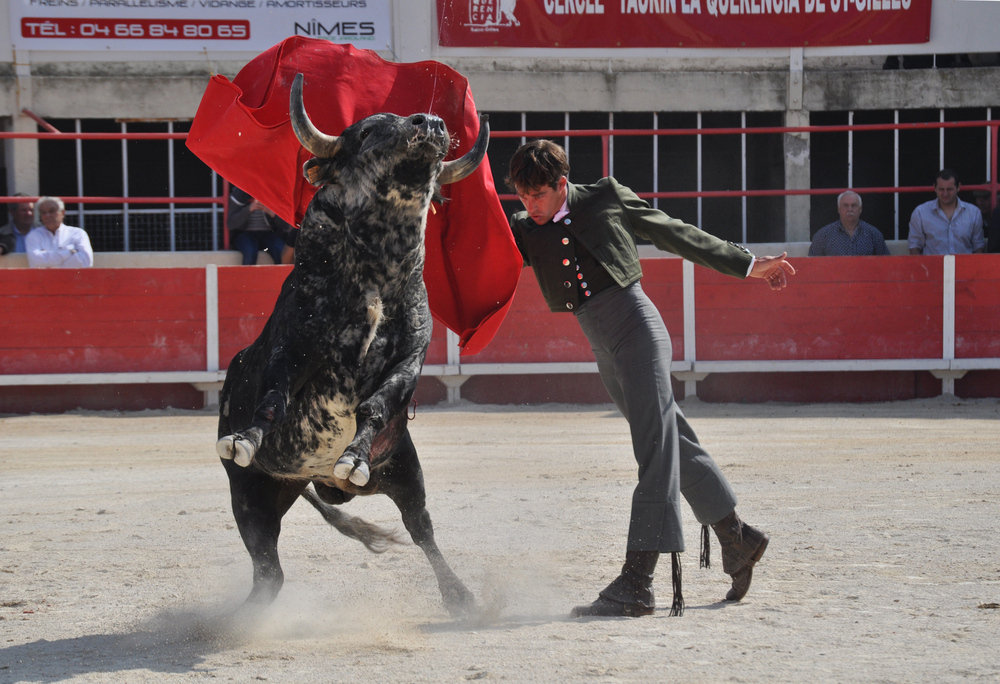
1;398;999;683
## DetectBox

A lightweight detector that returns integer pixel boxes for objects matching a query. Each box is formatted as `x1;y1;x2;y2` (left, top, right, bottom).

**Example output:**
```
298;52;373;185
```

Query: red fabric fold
187;36;520;355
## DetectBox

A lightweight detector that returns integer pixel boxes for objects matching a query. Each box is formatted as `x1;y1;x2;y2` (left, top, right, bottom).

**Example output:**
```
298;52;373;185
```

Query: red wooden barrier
2;256;1000;411
0;268;206;374
217;265;291;368
695;256;944;361
955;255;1000;359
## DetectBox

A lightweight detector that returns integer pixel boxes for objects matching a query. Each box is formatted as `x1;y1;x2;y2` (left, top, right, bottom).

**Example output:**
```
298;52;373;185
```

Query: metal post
741;111;747;243
121;121;130;252
608;112;614;178
168;121;176;252
75;119;84;232
894;110;900;240
988;109;996;211
847;111;854;188
222;179;231;250
564;112;570;162
697;112;703;229
939;109;945;169
211;169;219;251
652;112;659;210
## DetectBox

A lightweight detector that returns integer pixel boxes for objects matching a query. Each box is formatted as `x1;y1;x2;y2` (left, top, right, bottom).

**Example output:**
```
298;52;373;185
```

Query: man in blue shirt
908;170;985;255
809;191;889;256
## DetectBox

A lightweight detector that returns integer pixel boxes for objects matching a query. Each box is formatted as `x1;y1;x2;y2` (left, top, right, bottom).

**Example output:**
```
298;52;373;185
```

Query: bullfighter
505;139;795;617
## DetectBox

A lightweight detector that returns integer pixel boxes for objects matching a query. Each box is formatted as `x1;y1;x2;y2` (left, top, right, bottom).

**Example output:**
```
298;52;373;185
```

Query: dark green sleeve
613;179;753;279
508;214;531;267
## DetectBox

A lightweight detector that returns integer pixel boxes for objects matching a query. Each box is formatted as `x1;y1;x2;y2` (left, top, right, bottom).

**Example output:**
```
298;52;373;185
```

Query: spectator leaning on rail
25;196;94;269
227;185;297;265
908;169;985;255
808;190;890;257
505;139;794;619
0;194;39;256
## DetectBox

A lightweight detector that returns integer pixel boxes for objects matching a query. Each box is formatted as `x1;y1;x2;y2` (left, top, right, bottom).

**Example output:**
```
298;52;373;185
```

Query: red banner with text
437;0;931;48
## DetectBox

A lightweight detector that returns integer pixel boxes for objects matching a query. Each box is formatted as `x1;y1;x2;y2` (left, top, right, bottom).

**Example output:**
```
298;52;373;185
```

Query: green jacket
509;177;754;312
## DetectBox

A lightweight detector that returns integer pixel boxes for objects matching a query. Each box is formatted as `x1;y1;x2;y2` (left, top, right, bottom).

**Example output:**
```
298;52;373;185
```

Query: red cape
186;36;521;355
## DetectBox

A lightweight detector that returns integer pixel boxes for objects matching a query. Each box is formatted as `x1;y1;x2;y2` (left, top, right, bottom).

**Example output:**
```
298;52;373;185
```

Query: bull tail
300;486;407;553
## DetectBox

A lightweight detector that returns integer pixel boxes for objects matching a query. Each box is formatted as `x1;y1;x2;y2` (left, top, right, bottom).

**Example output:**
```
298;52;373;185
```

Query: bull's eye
360;129;371;141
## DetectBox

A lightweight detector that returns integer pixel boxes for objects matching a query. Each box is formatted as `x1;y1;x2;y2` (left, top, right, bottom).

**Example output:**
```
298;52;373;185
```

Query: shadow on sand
0;609;246;683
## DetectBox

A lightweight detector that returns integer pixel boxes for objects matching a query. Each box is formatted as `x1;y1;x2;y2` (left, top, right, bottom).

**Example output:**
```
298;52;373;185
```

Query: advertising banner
9;0;391;52
437;0;932;48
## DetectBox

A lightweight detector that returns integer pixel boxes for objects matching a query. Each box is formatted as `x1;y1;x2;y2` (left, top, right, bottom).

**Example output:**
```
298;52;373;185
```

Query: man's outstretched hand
749;252;796;290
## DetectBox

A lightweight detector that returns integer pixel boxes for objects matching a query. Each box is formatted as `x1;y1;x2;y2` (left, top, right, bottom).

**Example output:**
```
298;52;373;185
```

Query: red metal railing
1;119;997;238
492;120;999;210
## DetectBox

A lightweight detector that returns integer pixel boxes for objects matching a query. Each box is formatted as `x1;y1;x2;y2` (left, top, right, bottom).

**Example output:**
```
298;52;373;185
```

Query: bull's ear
303;157;338;187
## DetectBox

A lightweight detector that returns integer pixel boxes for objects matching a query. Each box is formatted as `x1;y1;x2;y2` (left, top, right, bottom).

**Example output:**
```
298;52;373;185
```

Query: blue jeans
232;231;286;265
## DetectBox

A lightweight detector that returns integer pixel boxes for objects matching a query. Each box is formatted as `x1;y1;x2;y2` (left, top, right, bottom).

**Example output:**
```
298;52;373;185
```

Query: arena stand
2;251;999;414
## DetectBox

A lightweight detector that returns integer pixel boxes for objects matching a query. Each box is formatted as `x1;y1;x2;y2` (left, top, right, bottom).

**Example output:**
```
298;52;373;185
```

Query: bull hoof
442;582;477;618
333;454;370;486
216;435;256;468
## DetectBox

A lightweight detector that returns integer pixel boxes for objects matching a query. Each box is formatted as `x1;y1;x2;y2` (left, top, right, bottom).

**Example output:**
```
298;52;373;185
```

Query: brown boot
571;550;659;618
711;511;769;602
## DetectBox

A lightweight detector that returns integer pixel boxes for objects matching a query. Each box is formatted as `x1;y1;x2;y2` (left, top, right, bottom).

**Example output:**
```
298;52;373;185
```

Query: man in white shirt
908;169;985;255
26;196;94;268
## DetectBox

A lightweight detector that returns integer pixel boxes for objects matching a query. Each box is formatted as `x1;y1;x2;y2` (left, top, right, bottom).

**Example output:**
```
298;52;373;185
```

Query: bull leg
224;459;306;606
334;350;425;487
381;429;475;617
218;348;316;467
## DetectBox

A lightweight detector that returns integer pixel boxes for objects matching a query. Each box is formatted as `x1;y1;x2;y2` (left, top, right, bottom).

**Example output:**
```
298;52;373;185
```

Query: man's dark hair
505;140;570;192
7;192;31;217
936;168;960;186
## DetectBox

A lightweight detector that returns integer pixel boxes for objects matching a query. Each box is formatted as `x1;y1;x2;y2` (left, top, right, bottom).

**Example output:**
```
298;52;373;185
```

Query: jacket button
577;273;583;280
562;259;570;266
564;281;572;288
565;302;574;310
561;237;569;245
564;219;572;225
581;282;588;288
584;290;591;297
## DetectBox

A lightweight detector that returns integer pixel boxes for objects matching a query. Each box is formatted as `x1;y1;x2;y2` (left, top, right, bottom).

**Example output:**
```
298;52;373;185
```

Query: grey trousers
575;282;738;553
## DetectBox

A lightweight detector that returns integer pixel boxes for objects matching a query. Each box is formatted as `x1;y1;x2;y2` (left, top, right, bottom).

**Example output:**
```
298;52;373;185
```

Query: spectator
0;194;39;255
809;191;890;256
228;186;296;265
908;169;985;255
25;196;94;268
973;190;992;241
988;203;1000;254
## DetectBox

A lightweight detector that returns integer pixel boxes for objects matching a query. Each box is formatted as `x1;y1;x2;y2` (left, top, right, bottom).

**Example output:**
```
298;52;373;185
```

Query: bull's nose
410;114;445;135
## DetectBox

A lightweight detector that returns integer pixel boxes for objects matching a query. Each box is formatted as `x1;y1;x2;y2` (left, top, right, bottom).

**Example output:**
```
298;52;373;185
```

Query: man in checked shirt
809;190;890;257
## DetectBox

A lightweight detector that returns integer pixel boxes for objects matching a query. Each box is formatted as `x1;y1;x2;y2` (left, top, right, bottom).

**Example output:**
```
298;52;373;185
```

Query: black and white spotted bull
214;73;488;616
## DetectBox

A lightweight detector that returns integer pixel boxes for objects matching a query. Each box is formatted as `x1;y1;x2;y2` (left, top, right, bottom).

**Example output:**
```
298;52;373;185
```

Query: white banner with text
9;0;391;52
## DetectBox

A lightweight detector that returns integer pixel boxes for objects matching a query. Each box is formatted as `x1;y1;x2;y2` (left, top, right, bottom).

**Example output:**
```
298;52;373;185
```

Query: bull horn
289;73;341;158
438;114;490;186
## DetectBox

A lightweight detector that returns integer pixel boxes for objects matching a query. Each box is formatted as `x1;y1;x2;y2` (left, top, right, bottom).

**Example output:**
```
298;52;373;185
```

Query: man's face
9;202;35;231
934;177;959;208
38;202;64;233
516;177;568;225
838;194;862;226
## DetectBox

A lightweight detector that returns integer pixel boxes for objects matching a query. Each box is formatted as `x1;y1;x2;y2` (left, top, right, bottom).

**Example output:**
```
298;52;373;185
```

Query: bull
214;73;488;616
